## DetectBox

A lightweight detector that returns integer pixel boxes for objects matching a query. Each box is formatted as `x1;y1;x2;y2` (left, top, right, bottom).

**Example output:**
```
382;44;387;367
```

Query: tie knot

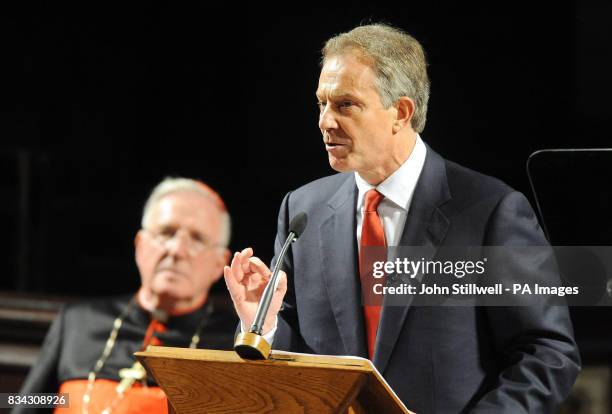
364;189;384;212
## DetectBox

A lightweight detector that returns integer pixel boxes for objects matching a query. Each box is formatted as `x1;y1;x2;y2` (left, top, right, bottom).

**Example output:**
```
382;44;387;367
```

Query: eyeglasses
143;227;221;256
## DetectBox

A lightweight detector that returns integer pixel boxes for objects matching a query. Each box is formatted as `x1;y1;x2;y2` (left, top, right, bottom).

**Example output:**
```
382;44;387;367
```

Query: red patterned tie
359;189;386;360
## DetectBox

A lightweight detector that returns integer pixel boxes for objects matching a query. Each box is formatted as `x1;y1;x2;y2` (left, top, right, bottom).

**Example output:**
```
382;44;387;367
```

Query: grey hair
141;177;231;247
322;23;430;133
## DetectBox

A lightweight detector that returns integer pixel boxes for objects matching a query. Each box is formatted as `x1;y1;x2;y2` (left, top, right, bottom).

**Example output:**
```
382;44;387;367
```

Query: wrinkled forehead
317;53;377;97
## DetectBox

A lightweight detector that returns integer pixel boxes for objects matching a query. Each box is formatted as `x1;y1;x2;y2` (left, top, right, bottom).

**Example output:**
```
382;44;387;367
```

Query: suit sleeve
11;308;64;414
471;191;581;413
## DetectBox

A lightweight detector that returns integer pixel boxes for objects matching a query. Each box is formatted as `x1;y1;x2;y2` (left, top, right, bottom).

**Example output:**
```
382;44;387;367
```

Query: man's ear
211;247;231;283
393;96;416;133
221;247;231;266
216;247;231;269
134;230;143;249
134;230;146;265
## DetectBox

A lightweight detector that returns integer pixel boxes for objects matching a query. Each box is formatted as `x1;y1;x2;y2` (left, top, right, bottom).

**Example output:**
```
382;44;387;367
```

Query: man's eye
159;228;175;238
317;101;326;111
339;100;353;109
191;233;206;244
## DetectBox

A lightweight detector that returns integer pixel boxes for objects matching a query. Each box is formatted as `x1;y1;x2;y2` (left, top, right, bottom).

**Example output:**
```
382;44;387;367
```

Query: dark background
1;4;612;355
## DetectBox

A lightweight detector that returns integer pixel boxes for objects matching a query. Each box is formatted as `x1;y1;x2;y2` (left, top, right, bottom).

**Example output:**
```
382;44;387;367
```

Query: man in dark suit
224;24;580;413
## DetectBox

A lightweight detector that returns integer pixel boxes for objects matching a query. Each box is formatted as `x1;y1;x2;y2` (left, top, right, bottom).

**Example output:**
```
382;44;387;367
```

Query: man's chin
328;156;352;173
152;278;191;300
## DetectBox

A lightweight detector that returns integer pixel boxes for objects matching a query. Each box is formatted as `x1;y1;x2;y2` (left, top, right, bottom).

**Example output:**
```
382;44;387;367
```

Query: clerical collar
135;288;207;319
150;308;169;323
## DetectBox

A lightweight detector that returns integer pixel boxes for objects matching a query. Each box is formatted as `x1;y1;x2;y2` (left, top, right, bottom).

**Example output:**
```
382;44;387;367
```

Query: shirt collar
355;134;427;211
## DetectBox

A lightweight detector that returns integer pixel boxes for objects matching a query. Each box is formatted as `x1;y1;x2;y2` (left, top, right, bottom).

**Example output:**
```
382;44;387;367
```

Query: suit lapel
320;174;368;357
373;147;451;373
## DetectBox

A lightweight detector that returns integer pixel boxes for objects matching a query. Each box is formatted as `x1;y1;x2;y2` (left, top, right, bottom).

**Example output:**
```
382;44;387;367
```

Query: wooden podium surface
136;346;410;414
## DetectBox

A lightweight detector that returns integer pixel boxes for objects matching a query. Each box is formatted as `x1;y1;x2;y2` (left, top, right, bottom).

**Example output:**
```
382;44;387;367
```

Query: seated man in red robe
15;177;234;414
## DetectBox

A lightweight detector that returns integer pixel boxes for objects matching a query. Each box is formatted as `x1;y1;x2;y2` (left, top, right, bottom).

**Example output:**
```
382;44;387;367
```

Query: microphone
234;212;308;360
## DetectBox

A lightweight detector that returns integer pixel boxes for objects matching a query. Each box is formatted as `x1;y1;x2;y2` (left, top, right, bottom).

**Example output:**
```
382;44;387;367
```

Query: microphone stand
234;212;307;360
234;231;296;360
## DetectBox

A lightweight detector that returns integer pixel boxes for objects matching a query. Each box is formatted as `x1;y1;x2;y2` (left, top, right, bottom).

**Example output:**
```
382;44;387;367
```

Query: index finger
239;247;254;273
248;256;272;280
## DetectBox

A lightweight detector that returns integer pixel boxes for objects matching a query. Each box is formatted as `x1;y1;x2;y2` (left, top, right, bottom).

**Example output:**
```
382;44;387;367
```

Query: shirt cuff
240;317;278;344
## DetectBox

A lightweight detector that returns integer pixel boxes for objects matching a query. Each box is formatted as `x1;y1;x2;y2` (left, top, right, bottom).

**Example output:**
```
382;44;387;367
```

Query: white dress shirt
355;134;427;248
248;134;428;342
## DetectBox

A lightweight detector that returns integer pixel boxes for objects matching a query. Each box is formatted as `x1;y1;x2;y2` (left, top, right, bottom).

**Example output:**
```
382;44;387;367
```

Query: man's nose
318;104;338;131
166;231;190;257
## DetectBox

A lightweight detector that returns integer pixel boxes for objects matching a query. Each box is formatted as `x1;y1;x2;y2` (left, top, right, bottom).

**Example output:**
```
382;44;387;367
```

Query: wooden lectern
135;346;411;414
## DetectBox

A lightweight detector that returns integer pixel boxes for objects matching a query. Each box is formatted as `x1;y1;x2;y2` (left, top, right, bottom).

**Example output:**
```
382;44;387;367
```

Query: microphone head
288;212;308;239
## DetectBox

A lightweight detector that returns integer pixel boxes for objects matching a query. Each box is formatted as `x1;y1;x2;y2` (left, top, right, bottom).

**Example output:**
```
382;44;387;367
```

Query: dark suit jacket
271;147;580;413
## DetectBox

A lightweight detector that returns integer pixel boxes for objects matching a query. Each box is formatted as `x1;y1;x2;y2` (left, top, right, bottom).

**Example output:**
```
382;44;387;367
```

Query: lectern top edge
136;346;374;372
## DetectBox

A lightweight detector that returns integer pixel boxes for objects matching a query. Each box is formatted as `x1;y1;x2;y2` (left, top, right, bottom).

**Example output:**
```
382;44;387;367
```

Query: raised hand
223;247;287;335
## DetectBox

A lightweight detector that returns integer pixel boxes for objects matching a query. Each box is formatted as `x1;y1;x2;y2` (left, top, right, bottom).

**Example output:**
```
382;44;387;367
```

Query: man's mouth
325;143;349;156
324;137;348;147
156;267;186;277
323;135;350;154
